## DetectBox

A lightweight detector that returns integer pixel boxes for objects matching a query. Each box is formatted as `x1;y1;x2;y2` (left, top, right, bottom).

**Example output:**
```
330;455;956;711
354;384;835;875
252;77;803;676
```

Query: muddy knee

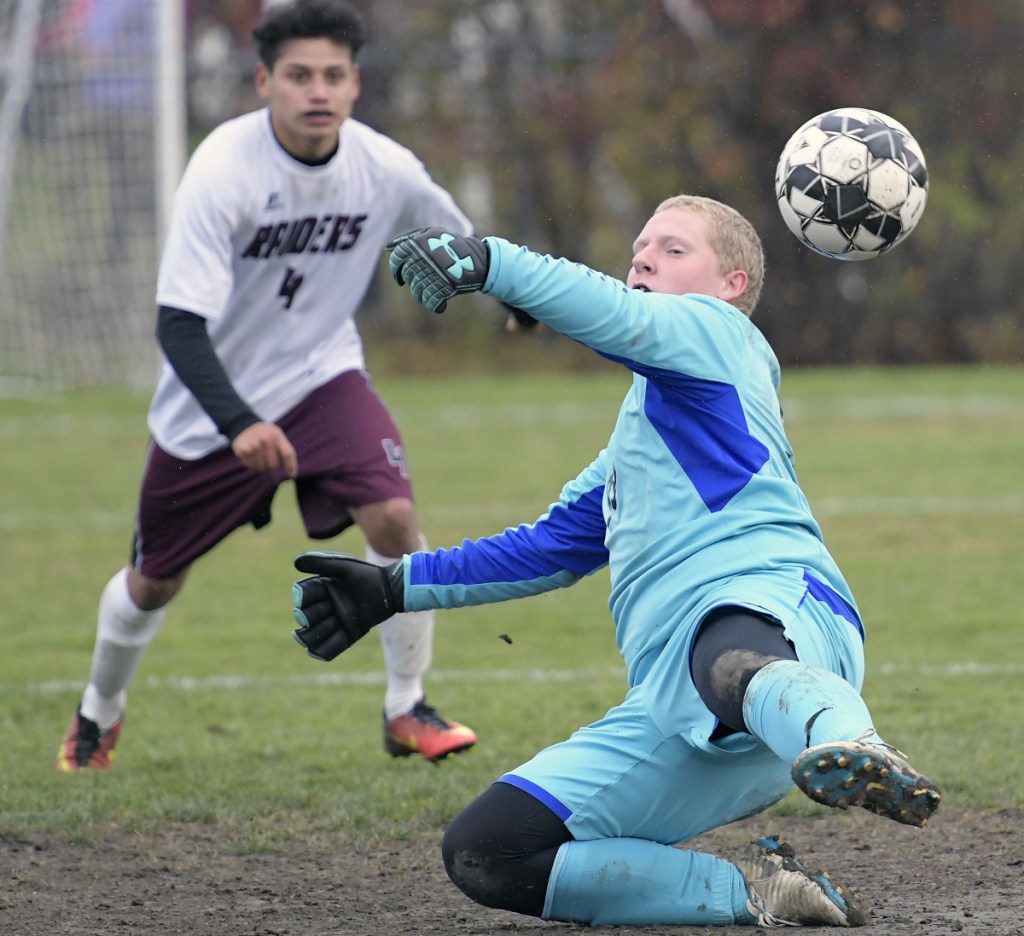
691;607;797;733
441;783;571;917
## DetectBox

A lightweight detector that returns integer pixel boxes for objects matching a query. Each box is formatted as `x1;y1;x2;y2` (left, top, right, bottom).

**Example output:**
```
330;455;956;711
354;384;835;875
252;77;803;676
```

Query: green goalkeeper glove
291;552;404;662
387;228;489;313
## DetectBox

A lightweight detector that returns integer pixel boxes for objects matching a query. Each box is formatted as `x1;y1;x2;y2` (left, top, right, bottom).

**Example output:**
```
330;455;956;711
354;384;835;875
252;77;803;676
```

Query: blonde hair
654;194;765;316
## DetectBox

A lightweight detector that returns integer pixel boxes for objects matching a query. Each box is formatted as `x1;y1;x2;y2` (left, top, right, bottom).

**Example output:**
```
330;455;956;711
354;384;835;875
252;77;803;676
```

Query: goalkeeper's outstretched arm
291;456;610;662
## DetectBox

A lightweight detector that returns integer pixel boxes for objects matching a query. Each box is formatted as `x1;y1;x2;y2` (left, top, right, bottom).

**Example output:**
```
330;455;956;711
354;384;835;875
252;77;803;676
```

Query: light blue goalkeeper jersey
404;238;862;738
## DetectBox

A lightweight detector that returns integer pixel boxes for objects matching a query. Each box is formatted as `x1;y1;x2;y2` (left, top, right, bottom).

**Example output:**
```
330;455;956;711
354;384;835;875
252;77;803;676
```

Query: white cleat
736;835;868;928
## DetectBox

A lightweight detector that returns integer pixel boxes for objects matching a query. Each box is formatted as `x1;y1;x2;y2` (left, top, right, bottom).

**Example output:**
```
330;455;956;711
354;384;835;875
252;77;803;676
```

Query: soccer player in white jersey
57;0;478;771
288;197;942;927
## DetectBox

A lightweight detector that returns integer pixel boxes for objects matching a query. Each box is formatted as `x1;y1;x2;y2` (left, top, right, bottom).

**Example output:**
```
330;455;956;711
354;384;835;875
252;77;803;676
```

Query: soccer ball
774;107;928;260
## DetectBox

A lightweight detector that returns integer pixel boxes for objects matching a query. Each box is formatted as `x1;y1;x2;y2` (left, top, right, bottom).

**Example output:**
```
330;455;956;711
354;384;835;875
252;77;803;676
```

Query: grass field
1;364;1022;848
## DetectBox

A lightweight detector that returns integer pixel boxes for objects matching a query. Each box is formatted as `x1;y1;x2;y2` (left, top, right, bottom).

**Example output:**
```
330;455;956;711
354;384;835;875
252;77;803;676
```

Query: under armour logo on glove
429;232;477;279
388;228;490;313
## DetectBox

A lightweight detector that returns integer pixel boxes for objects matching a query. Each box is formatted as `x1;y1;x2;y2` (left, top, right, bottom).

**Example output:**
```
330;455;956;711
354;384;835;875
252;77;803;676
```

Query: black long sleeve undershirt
156;306;261;442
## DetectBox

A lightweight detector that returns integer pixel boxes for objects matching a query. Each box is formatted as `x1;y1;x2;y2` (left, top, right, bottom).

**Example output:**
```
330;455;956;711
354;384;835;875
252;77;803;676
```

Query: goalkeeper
291;196;941;928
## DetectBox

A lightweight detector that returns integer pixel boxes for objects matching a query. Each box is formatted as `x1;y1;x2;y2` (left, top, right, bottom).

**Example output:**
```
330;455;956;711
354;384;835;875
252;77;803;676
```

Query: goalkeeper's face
256;38;361;161
626;207;748;308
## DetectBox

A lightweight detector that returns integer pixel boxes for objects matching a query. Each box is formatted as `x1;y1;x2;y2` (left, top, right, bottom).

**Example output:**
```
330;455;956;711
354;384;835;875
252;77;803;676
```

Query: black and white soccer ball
774;107;928;261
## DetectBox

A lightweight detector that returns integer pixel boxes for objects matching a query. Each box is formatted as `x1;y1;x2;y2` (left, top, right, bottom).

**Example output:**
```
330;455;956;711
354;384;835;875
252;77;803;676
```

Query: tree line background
193;0;1022;367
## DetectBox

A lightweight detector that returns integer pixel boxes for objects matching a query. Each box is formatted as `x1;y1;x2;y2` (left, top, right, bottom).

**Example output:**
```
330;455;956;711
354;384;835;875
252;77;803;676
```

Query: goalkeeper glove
387;228;489;313
291;552;405;662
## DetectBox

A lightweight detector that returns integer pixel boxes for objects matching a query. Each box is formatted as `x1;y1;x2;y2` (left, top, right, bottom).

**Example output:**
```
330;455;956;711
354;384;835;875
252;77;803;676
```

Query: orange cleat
383;698;476;762
56;707;122;772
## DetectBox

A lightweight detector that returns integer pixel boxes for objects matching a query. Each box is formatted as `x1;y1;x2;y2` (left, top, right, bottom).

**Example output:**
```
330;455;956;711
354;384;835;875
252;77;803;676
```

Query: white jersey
151;109;473;459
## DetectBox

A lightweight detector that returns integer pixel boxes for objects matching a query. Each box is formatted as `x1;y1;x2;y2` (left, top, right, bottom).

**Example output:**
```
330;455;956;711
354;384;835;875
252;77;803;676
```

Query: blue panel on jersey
646;377;769;514
599;351;769;512
418;485;609;588
497;773;572;821
802;570;864;637
538;485;609;575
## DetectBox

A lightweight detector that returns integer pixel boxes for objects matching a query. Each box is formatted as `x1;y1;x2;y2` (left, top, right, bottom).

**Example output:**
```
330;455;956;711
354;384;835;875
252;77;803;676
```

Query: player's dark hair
252;0;366;69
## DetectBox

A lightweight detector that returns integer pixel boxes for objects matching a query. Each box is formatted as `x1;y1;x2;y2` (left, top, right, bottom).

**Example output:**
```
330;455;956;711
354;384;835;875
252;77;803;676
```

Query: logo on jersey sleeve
242;213;367;259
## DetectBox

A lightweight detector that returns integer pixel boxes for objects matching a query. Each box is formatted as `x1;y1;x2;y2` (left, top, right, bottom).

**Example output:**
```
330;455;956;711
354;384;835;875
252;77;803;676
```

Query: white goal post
0;0;186;392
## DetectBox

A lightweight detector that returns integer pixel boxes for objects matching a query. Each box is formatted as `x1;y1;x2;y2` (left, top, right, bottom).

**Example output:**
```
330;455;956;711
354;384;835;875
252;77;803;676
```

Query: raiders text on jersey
242;213;367;259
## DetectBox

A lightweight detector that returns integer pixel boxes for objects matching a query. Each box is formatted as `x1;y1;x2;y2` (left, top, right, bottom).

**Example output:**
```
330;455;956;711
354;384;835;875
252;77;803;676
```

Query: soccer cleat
736;835;869;928
791;737;941;827
56;707;122;772
383;697;476;762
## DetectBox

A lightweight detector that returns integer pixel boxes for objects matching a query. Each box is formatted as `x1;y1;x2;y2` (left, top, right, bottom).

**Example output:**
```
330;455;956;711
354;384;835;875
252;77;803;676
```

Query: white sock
80;567;167;731
81;681;126;732
366;544;433;719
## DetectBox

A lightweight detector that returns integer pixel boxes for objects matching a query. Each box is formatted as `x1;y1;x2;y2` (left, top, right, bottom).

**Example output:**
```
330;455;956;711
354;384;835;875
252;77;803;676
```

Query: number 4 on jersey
278;267;305;309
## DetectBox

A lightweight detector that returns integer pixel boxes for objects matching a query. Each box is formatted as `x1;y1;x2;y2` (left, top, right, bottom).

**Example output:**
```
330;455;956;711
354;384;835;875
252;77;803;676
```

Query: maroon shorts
131;370;414;579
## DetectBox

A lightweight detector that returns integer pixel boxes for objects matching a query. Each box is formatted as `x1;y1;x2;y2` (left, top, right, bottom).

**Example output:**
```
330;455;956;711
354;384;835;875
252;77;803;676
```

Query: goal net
0;0;185;392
